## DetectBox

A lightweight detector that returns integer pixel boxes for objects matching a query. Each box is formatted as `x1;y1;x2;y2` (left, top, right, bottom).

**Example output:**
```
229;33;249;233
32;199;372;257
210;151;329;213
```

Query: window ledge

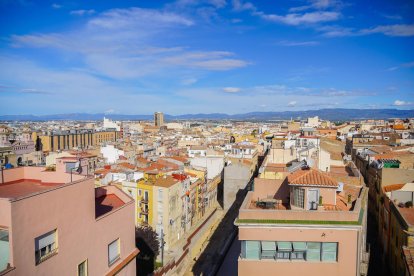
36;249;58;265
0;266;16;276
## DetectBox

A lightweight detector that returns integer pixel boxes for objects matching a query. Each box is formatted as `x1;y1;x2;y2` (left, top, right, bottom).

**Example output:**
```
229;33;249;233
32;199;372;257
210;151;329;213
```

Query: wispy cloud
233;0;341;26
289;0;344;12
380;14;403;21
70;9;95;16
257;11;340;25
288;101;297;107
360;24;414;37
10;7;248;79
51;3;62;9
276;40;320;46
320;24;414;37
0;84;52;95
88;7;194;29
222;87;241;93
387;61;414;71
393;100;413;106
181;78;198;85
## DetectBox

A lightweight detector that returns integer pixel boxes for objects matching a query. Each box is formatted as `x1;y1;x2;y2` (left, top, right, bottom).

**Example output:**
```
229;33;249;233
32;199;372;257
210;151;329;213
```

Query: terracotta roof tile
288;169;338;187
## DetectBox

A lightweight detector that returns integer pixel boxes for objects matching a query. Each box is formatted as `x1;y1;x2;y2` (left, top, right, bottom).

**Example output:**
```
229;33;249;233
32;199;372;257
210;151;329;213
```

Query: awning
261;241;276;251
277;241;292;251
293;242;307;251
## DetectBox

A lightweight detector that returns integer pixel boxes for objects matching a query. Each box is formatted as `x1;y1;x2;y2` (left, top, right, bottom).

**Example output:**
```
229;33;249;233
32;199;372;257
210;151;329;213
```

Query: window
321;242;337;262
291;242;306;260
158;188;163;201
293;187;305;209
241;240;338;262
78;259;88;276
0;229;10;272
261;241;276;259
245;241;260;260
276;242;291;259
306;242;321;261
108;239;120;266
144;191;149;201
35;229;57;264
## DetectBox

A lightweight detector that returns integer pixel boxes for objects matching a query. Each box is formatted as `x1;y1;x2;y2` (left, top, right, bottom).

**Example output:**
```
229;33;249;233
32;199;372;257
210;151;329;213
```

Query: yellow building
136;173;156;226
32;130;120;152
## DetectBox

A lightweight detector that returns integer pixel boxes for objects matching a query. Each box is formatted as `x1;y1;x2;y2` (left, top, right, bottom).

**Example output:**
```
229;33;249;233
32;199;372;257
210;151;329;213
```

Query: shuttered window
108;239;120;265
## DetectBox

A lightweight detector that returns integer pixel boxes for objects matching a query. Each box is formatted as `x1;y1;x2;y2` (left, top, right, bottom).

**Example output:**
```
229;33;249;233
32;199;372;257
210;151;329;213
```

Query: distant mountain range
0;109;413;121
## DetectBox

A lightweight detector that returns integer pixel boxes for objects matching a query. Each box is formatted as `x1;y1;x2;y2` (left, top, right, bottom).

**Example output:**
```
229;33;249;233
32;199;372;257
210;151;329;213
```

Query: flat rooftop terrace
0;180;65;200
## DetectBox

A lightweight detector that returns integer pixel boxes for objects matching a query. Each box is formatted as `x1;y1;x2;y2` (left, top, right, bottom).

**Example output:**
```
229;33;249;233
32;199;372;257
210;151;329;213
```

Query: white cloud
320;24;414;37
288;101;297;107
289;0;344;12
232;0;340;26
223;87;241;93
232;0;256;12
393;100;413;106
10;7;248;79
52;3;62;9
88;7;194;29
258;11;340;26
70;9;96;16
360;24;414;37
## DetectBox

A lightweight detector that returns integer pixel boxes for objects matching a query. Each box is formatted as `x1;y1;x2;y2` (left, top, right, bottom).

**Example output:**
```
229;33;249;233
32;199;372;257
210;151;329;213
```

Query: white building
103;117;121;131
100;145;124;164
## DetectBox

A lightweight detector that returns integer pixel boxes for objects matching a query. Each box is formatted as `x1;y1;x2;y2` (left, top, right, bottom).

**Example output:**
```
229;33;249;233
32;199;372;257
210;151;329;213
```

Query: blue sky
0;0;413;115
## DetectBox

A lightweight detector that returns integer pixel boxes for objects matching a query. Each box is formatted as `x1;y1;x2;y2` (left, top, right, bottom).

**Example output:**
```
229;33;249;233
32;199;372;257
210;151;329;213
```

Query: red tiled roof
288;169;338;187
95;194;125;218
118;163;135;170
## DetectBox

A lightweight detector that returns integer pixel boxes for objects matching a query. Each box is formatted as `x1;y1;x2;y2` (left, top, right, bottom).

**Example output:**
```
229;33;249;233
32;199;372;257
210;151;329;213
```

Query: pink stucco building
0;160;138;276
236;167;369;276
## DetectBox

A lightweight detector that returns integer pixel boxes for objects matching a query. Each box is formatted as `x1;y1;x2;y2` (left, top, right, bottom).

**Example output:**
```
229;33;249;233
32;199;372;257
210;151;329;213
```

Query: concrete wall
223;163;251;210
190;156;224;180
252;178;289;203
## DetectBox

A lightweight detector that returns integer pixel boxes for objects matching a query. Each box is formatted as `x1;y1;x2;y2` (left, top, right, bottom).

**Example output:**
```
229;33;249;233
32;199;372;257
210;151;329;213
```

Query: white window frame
108;238;120;266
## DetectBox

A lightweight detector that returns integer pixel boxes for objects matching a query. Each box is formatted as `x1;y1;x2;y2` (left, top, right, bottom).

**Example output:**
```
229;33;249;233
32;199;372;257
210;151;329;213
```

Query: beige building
33;130;120;152
154;112;164;127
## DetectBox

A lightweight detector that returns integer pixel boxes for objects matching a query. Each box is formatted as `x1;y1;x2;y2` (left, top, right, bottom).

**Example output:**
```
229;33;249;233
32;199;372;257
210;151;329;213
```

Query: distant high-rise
154;112;164;127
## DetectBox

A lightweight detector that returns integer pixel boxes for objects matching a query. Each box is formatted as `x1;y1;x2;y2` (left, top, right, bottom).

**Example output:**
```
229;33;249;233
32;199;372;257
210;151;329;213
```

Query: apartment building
32;129;120;152
235;166;369;276
154;112;164;127
0;163;137;275
379;183;414;276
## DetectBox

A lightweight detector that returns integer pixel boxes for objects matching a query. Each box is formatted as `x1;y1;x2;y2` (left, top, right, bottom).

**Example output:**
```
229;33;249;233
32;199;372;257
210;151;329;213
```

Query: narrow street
216;236;240;276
